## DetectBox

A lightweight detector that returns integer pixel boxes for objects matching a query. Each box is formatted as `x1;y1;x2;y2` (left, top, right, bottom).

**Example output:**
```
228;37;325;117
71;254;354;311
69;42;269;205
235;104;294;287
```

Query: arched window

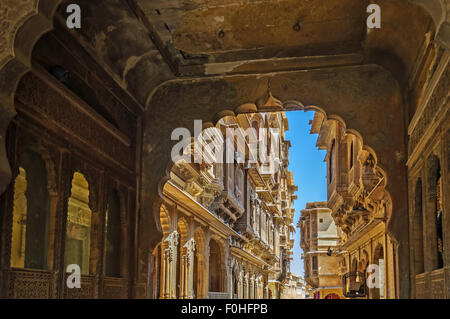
104;190;121;277
347;258;359;293
252;121;259;140
65;172;92;275
10;148;51;270
193;229;205;299
209;239;222;292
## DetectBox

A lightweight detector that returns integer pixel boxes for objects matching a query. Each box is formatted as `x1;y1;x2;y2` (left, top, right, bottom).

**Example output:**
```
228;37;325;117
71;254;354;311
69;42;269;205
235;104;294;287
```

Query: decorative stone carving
409;63;449;156
164;231;179;263
183;238;196;266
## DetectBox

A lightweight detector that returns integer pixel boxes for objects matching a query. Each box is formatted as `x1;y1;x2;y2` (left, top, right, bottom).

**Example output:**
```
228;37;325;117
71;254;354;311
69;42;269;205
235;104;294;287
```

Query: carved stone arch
327;114;347;130
344;129;364;144
207;235;226;292
359;250;370;271
193;225;205;248
351;256;358;273
69;161;100;213
141;62;410;297
248;113;264;126
409;0;450;49
373;243;385;264
192;225;206;298
14;142;58;195
159;204;171;237
5;140;58;273
0;0;62;194
33;143;58;194
176;217;189;242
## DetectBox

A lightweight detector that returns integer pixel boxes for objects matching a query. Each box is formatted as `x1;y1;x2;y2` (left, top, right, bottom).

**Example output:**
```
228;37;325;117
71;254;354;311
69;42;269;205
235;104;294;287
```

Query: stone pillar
158;243;164;299
258;277;263;299
180;253;185;299
183;238;196;299
161;247;169;299
238;271;243;299
197;253;205;298
250;275;255;299
244;273;249;299
161;231;178;299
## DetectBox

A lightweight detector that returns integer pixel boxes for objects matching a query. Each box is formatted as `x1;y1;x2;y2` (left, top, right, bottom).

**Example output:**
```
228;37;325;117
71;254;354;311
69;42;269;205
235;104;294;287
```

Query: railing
102;277;127;299
64;274;96;299
7;268;53;299
415;268;447;299
415;273;426;299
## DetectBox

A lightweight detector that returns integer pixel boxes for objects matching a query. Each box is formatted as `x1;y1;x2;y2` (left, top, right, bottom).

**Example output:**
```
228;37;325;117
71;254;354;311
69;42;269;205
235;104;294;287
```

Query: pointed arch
65;172;92;275
159;204;171;237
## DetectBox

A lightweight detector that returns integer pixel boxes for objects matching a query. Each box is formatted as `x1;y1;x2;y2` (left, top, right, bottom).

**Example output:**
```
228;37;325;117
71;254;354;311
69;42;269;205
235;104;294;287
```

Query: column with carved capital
183;238;196;298
162;231;179;299
238;271;243;299
244;273;249;299
250;275;255;299
160;243;169;299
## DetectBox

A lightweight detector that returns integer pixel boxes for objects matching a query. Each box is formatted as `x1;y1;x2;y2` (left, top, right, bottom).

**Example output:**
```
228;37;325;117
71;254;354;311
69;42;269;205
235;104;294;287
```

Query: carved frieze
15;73;134;169
409;63;450;156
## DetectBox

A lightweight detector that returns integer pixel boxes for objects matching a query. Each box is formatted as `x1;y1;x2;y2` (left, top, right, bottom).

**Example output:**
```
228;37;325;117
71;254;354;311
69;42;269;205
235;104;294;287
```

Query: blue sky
285;111;327;277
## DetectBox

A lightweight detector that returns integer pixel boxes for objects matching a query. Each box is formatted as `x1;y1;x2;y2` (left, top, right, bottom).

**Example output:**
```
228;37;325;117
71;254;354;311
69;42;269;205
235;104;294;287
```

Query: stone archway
207;237;225;294
0;0;62;194
1;0;449;300
141;65;410;297
0;0;444;195
409;0;450;49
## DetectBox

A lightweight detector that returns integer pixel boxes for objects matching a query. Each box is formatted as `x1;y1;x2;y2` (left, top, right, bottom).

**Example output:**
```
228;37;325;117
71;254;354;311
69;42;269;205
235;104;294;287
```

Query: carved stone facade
0;20;137;299
155;113;297;299
407;44;450;299
306;113;400;299
0;0;449;299
298;202;344;299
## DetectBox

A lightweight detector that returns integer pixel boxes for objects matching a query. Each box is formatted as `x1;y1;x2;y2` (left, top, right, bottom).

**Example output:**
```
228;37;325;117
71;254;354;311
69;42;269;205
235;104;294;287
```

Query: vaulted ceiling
48;0;435;108
134;0;432;77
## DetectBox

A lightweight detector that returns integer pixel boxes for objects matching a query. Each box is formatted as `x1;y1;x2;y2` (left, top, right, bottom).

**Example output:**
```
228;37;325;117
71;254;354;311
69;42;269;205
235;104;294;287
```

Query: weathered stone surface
0;0;449;299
